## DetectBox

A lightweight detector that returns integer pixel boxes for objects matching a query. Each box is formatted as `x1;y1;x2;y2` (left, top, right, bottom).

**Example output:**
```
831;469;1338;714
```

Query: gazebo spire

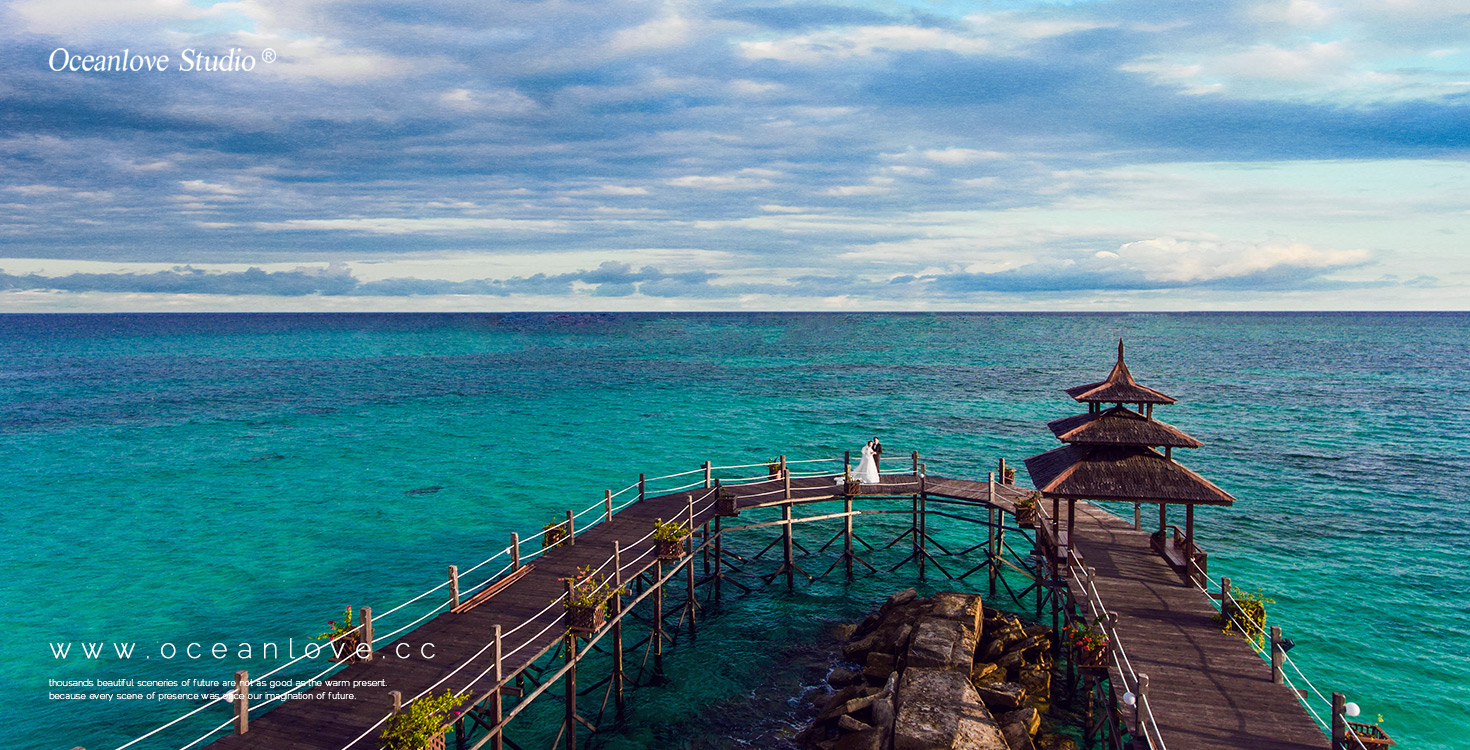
1064;339;1175;406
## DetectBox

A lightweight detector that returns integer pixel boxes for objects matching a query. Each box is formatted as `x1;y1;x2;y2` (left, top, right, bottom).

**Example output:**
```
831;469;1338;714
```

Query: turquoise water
2;313;1465;749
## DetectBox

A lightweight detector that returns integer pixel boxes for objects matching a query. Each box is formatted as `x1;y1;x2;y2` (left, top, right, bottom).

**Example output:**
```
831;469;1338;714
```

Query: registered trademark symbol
261;48;276;63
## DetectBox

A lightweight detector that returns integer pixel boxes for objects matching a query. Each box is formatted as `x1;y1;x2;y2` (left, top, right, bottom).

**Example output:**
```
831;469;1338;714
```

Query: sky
1;0;1467;311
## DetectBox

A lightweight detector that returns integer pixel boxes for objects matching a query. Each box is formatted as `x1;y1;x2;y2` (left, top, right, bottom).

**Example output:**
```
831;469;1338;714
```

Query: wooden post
612;542;625;717
639;473;645;502
566;629;578;750
1185;504;1196;562
1159;503;1167;534
1133;502;1141;530
653;560;664;673
685;495;697;633
782;501;794;591
605;489;613;522
1221;576;1232;609
1331;692;1346;750
987;472;997;596
997;457;1005;485
566;509;575;546
1066;499;1076;555
448;565;460;609
917;463;927;579
511;532;520;570
713;516;723;603
778;454;786;477
843;489;854;580
1270;626;1284;685
233;670;249;734
703;461;711;489
390;690;402;714
1137;673;1149;734
361;607;373;661
844;450;850;476
491;625;503;750
911;450;918;476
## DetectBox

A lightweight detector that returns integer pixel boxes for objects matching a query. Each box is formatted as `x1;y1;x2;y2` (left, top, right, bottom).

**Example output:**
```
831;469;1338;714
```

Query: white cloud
739;25;991;64
1107;237;1369;282
667;169;778;190
923;148;1006;165
251;218;569;235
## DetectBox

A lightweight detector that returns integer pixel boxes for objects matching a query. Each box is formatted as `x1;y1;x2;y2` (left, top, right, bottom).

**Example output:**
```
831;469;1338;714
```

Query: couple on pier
839;437;883;485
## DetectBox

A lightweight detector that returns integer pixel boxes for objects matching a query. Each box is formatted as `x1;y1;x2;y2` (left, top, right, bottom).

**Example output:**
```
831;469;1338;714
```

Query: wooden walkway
924;478;1328;750
205;473;921;750
200;470;1327;750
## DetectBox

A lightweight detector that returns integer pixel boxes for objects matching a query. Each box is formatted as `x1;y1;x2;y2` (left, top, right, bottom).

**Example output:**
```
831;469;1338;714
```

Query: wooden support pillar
511;532;520;570
713;517;723;604
778;454;786;477
612;542;625;717
703;461;712;488
911;450;919;476
565;630;578;750
639;473;645;502
917;463;927;579
1221;576;1232;608
1270;626;1284;685
605;489;613;522
233;670;249;735
1185;504;1196;562
1066;499;1077;555
565;510;575;546
491;625;503;750
1133;502;1141;530
844;450;851;476
1159;503;1167;533
448;565;460;609
1331;692;1346;750
361;607;373;662
390;690;402;713
987;472;997;596
653;560;664;673
1136;674;1149;738
782;501;794;591
685;496;697;637
843;490;854;580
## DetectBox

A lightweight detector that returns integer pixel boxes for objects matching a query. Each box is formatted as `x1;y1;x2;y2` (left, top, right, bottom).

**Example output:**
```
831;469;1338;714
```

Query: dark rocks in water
406;485;444;495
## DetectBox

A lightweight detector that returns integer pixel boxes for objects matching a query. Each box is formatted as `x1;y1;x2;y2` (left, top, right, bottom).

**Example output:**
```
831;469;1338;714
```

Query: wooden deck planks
202;470;1325;750
926;477;1327;750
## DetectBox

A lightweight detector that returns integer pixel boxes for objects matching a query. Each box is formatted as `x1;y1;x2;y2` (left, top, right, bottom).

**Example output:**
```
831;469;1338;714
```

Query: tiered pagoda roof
1024;341;1234;506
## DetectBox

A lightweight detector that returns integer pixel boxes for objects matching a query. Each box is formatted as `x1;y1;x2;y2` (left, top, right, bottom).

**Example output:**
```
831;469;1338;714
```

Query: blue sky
1;0;1466;310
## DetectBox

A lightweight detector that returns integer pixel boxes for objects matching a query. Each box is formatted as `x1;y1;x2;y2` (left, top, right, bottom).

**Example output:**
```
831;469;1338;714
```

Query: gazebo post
1066;498;1077;552
1185;504;1196;578
1159;503;1167;534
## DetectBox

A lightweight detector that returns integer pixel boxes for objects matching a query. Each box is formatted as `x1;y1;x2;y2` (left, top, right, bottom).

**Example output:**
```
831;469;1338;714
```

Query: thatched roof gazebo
1024;341;1234;583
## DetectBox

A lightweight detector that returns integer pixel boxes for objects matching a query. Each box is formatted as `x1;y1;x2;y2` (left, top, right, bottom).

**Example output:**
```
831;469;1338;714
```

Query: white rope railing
1185;557;1371;746
1063;556;1168;750
112;455;842;750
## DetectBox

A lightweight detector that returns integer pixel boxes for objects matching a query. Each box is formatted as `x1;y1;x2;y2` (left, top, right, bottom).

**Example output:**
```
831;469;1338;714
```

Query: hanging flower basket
1002;467;1016;485
567;602;607;634
1065;618;1110;671
316;606;362;663
657;537;685;560
716;484;739;517
1014;504;1039;527
653;518;689;560
844;479;862;497
542;521;569;550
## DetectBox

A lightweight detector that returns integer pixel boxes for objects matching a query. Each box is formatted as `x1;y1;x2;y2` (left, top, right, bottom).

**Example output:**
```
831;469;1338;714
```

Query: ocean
2;312;1465;750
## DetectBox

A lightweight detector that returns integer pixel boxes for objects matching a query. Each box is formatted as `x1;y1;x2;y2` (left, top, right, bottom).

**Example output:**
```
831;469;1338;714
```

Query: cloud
0;261;725;298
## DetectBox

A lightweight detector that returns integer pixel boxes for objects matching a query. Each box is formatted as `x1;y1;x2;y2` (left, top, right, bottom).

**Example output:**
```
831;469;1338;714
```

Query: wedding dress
837;444;881;484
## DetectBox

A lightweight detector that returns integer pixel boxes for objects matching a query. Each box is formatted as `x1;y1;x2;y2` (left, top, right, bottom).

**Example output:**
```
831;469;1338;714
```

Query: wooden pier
97;456;1346;750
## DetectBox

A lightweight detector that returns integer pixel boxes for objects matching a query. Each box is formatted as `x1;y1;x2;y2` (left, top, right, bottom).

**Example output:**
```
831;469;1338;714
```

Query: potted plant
1014;493;1040;527
653;518;688;560
564;565;625;634
1002;466;1016;485
317;606;361;663
766;458;783;477
1220;585;1273;648
542;519;568;550
1064;617;1109;669
843;469;862;497
379;689;467;750
715;481;739;517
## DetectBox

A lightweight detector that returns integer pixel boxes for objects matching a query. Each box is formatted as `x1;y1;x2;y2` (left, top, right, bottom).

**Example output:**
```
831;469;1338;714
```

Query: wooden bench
452;565;534;614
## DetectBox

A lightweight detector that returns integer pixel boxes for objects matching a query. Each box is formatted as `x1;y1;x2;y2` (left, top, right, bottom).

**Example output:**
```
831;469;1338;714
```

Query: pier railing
106;457;842;750
1185;559;1379;750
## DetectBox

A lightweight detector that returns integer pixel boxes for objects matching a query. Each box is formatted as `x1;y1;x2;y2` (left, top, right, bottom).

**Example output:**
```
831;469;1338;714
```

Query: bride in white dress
838;441;882;484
